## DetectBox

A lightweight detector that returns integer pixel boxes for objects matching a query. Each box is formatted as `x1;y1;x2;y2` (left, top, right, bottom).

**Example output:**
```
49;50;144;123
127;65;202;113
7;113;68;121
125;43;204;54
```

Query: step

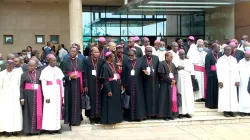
72;116;250;131
194;111;222;116
195;102;205;108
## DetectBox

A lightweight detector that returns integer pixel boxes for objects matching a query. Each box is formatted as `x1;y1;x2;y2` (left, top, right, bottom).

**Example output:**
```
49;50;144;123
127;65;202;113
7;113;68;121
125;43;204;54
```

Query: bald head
108;42;116;53
197;39;204;45
7;53;15;60
14;57;21;68
143;37;150;46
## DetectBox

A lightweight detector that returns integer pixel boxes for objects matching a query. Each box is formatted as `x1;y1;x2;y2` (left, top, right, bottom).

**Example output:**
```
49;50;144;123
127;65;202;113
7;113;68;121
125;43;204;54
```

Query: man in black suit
124;37;143;58
230;41;244;62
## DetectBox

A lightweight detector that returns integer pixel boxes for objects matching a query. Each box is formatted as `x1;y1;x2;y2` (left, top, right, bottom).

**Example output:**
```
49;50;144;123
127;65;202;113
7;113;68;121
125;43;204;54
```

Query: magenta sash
194;65;207;99
171;78;178;113
46;80;63;120
108;74;121;81
24;83;43;130
210;65;216;71
68;71;83;92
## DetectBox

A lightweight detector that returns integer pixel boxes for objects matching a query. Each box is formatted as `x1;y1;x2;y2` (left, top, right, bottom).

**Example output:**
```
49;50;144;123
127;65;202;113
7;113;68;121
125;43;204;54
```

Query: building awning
114;0;240;15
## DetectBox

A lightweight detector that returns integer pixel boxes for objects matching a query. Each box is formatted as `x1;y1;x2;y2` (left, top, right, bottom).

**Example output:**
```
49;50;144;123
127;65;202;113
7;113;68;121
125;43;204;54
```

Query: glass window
106;20;121;36
143;20;156;36
121;36;128;44
106;7;120;18
121;21;128;36
92;22;106;36
91;7;105;21
157;15;164;36
128;15;142;19
82;12;91;36
181;15;191;36
191;14;204;36
128;20;142;36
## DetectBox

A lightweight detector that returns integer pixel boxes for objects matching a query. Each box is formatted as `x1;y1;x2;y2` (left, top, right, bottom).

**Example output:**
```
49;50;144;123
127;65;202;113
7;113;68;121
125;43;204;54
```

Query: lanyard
146;57;152;67
166;61;172;73
212;53;218;60
100;49;104;59
70;58;77;71
29;71;36;84
131;60;136;70
92;58;98;70
107;62;116;74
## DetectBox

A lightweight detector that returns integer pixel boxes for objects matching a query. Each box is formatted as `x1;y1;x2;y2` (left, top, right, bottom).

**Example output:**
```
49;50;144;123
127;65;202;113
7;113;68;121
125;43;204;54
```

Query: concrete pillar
69;0;83;53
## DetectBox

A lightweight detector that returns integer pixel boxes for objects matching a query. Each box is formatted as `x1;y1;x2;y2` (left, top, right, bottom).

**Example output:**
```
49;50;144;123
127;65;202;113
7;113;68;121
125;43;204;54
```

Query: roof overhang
114;0;248;15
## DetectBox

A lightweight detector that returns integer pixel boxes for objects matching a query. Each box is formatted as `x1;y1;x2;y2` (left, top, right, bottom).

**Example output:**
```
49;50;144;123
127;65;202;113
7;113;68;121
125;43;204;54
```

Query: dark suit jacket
123;46;143;58
233;50;244;62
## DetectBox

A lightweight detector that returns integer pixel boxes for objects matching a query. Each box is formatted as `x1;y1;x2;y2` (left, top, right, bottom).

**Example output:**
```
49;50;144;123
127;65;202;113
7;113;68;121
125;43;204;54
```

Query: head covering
188;36;195;41
143;37;149;41
130;48;136;52
154;40;160;44
245;50;250;55
178;49;185;53
134;36;140;41
221;44;227;49
229;41;236;47
116;45;123;48
105;51;112;57
7;60;14;63
98;37;106;42
129;37;135;41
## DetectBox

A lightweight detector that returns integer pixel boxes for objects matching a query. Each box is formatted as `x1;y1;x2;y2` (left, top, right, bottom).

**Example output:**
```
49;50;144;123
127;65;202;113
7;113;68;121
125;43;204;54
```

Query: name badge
131;69;135;76
33;84;38;90
113;73;118;80
92;70;96;76
146;67;151;75
169;73;174;79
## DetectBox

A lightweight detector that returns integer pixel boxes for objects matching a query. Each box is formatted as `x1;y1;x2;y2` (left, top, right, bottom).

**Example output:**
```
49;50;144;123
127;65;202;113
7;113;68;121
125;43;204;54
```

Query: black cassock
141;55;160;117
123;47;143;58
83;57;105;120
60;57;84;125
115;54;129;75
123;59;146;121
99;62;123;124
205;52;219;109
233;50;244;62
157;61;178;118
20;71;42;134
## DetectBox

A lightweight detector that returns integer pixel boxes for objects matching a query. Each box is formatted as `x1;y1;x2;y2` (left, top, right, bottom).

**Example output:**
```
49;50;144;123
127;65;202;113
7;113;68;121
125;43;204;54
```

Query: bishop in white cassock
169;42;180;67
238;51;250;116
40;55;64;133
155;41;166;62
177;50;194;118
217;45;240;117
0;60;22;136
187;43;207;101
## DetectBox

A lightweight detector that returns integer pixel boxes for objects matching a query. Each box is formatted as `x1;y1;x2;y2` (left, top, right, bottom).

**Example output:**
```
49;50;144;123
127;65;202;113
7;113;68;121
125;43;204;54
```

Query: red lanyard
212;53;218;60
92;59;98;70
100;49;104;59
107;62;116;74
29;71;36;83
70;58;77;71
146;57;152;67
117;55;123;63
131;60;136;69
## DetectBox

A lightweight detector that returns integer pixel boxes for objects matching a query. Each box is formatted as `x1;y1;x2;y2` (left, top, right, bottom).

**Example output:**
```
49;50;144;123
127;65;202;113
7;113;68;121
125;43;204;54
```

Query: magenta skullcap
229;41;236;47
98;37;106;42
245;50;250;55
178;49;185;53
116;45;123;48
188;36;195;41
134;36;140;41
154;40;160;43
130;48;137;52
7;60;14;63
105;51;112;57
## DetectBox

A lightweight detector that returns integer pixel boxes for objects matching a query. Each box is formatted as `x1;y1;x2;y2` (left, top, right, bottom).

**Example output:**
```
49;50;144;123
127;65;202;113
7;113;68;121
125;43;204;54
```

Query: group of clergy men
0;35;250;137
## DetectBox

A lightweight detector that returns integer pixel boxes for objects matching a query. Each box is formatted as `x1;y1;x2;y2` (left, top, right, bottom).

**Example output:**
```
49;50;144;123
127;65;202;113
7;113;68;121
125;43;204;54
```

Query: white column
69;0;83;53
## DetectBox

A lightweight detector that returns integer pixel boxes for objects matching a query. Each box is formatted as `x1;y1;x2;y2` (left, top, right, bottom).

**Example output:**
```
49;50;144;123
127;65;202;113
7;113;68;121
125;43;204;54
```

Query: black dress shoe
5;133;10;137
168;117;175;120
229;112;236;117
13;132;19;136
163;118;169;121
185;114;192;118
224;112;230;117
48;131;54;135
240;113;246;117
178;115;183;119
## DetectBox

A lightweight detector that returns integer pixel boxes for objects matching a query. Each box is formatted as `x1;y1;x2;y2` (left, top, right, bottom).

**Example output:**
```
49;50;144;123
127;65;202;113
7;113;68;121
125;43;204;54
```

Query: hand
84;87;88;92
219;82;223;88
70;74;78;80
46;99;50;103
121;86;125;91
108;92;112;97
191;75;195;80
171;80;176;85
177;66;184;70
116;62;122;67
20;100;24;105
235;82;240;87
143;70;149;75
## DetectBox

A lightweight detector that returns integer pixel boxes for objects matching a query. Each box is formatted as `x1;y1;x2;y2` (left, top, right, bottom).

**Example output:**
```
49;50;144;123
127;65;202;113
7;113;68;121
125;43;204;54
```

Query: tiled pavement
2;123;250;140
